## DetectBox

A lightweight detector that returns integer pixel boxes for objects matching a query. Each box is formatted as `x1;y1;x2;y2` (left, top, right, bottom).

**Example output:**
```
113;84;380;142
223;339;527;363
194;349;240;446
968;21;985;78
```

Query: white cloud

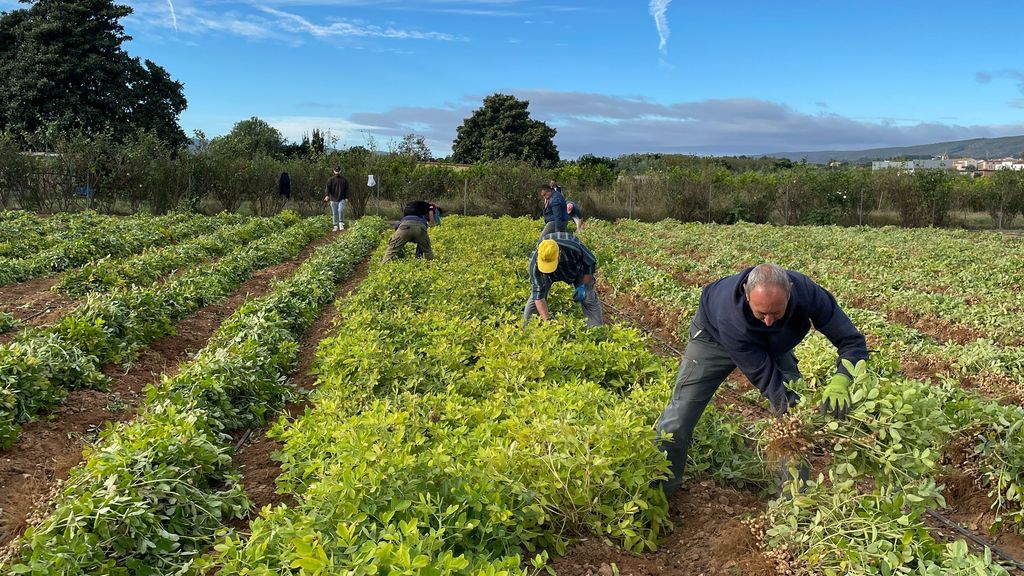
648;0;671;54
165;0;178;31
338;90;1024;158
258;6;459;40
126;1;461;42
266;115;376;144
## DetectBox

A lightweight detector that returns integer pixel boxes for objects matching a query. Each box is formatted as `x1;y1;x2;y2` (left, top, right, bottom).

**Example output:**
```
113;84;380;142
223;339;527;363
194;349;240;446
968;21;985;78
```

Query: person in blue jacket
538;183;568;241
655;263;868;496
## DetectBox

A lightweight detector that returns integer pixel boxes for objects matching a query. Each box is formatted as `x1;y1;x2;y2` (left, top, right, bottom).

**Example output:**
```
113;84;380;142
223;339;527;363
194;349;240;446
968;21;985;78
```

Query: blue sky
5;0;1024;158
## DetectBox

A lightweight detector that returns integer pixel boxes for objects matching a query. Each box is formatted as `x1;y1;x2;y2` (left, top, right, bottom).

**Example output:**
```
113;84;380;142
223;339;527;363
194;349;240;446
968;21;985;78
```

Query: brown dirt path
231;257;372;520
0;232;335;547
548;481;772;576
0;276;79;344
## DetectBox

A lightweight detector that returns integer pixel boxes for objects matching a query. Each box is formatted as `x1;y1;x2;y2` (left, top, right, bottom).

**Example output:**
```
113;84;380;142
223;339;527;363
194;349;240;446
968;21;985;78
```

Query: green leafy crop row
205;216;733;575
0;214;326;448
55;215;289;296
589;220;1022;573
3;217;387;575
0;211;236;286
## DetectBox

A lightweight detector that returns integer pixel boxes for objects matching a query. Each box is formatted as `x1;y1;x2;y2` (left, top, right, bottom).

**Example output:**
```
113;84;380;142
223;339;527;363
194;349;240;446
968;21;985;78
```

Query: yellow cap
537;239;559;274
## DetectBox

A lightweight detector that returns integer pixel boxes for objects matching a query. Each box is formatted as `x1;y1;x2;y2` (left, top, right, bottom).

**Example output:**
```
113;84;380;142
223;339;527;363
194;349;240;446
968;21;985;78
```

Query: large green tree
451;93;559;167
211;117;287;158
0;0;187;147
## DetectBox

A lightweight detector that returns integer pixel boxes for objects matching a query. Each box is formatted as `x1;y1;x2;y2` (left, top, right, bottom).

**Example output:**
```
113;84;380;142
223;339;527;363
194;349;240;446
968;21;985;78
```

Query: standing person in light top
382;200;435;262
655;263;868;496
524;232;604;327
566;200;585;232
538;183;568;241
323;166;350;232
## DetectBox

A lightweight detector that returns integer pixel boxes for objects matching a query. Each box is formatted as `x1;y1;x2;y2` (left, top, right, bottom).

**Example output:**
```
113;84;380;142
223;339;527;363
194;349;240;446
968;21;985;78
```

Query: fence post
622;178;630;218
707;181;712;224
463;178;468;215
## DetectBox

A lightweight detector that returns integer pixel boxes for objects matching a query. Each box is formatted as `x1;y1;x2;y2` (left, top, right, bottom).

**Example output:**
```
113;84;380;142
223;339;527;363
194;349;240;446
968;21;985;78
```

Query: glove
819;374;852;419
573;284;588;302
771;388;800;415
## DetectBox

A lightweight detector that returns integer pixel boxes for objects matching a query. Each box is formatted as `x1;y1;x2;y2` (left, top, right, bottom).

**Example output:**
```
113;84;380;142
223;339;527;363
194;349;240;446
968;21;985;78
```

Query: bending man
655;263;868;496
524;232;604;327
382;200;435;262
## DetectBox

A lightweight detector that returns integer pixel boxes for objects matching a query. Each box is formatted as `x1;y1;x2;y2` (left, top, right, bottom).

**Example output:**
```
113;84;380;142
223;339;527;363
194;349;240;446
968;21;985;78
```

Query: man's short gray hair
744;263;792;296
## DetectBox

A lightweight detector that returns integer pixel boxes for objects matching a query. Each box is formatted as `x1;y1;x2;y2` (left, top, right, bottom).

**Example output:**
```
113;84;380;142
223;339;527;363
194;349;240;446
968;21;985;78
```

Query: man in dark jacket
655;263;868;496
523;232;604;327
382;200;434;262
323;166;350;231
538;184;568;241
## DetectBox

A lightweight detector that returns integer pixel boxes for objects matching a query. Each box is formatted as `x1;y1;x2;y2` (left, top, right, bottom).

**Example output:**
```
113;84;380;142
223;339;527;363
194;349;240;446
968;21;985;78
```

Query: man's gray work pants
655;317;801;496
522;282;604;328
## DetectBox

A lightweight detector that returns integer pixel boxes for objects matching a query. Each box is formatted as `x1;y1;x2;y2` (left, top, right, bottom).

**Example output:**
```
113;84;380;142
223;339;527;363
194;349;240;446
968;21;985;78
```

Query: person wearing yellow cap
524;232;604;327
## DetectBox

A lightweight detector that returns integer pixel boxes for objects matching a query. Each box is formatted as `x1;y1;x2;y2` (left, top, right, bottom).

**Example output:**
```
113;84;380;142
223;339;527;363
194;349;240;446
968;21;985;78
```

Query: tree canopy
451;93;559;167
211;117;287;158
396;133;433;161
0;0;187;147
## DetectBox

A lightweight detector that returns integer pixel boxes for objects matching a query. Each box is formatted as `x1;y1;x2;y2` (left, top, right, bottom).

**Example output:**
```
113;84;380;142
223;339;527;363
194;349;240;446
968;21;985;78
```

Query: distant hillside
765;135;1024;165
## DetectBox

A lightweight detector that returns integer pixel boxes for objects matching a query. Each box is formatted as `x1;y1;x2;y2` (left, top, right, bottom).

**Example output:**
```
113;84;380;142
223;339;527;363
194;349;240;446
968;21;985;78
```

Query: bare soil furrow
0;232;335;547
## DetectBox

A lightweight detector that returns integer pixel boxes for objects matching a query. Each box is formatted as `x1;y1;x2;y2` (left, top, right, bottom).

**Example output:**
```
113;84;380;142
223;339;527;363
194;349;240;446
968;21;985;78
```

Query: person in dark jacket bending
538;184;568;241
655;263;868;496
382;200;435;262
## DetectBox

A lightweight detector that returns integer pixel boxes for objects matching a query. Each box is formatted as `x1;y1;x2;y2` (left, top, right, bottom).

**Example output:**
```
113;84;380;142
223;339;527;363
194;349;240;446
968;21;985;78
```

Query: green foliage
5;216;388;574
758;479;1009;575
0;311;17;334
0;211;222;286
0;0;187;147
452;93;560;167
9;404;249;575
465;160;549;216
946;398;1024;531
210;116;288;159
206;216;694;574
396;132;433;161
0;214;328;447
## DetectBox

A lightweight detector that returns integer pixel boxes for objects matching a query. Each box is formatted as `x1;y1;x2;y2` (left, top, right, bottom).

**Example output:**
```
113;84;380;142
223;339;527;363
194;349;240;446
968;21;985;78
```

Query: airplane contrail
649;0;671;54
167;0;178;32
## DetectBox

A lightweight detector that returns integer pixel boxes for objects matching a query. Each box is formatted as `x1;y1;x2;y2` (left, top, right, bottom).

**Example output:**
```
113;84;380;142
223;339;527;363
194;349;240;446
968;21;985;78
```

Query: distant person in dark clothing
566;201;585;232
323;166;350;232
382;200;435;262
539;184;568;241
278;172;291;199
654;263;869;497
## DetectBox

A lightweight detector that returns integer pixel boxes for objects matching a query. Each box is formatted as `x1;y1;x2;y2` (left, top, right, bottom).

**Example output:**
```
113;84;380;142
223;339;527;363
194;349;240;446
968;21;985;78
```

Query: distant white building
871;158;954;172
953;158;979;171
977;157;1024;171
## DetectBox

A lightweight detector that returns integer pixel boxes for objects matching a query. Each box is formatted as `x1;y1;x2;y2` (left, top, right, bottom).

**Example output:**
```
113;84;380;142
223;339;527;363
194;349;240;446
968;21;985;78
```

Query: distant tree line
3;119;1024;230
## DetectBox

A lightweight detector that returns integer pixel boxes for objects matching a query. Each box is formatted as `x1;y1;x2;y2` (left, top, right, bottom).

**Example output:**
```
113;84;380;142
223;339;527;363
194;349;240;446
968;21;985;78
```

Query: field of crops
1;212;1023;575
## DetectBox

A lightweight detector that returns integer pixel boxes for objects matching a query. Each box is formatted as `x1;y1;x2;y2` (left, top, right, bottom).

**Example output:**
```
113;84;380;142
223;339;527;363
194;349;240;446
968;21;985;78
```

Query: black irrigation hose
925;509;1024;573
23;306;53;321
605;296;1024;572
233;428;254;454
